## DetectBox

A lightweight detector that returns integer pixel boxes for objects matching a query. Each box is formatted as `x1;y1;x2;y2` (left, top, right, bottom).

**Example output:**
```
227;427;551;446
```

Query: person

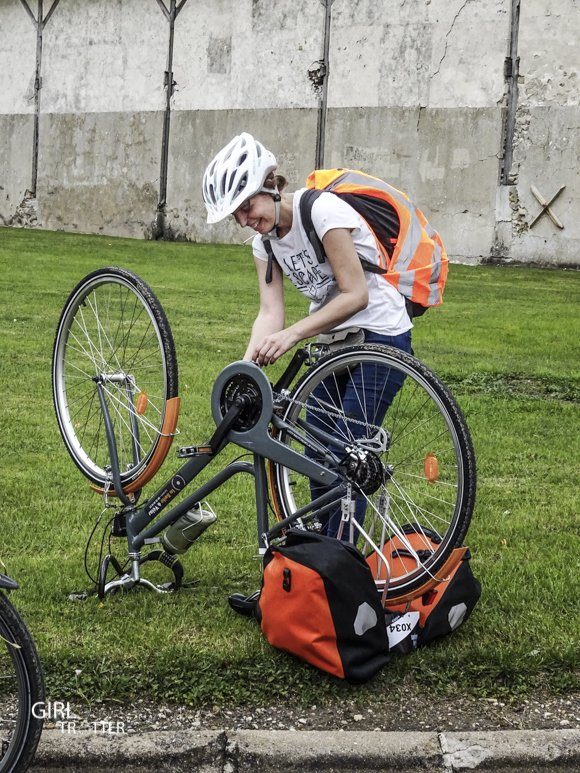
202;132;413;538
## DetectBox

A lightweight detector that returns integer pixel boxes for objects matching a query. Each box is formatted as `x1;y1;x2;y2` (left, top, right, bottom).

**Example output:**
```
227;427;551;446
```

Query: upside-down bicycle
52;267;476;603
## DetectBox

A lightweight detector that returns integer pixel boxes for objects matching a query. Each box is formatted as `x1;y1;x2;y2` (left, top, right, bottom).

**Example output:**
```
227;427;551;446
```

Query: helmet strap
262;186;282;238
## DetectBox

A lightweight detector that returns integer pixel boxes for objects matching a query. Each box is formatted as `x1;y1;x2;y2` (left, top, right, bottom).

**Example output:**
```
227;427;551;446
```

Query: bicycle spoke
391;426;456;469
271;346;473;599
54;270;176;486
396;470;459;489
86;293;125;374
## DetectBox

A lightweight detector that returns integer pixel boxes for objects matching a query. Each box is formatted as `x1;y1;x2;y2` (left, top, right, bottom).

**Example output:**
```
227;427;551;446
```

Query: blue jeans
307;329;412;539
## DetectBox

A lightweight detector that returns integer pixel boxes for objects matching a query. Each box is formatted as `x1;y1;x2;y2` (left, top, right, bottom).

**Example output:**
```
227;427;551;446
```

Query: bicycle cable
96;513;118;585
83;507;115;586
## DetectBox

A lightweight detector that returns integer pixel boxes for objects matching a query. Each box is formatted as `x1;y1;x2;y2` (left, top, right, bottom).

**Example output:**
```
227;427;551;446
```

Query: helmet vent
235;172;248;197
220;171;228;197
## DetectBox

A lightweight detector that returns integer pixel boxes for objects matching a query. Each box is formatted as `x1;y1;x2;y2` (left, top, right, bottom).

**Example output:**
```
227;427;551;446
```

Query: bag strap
262;189;347;284
299;189;326;265
300;188;387;278
262;237;276;284
262;237;274;285
264;189;412;311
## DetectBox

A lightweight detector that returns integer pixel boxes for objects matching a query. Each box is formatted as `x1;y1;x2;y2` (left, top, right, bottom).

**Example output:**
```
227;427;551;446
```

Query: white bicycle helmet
202;132;278;224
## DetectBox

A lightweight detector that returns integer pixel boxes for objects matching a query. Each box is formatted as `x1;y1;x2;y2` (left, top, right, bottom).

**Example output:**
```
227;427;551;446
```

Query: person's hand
252;328;300;366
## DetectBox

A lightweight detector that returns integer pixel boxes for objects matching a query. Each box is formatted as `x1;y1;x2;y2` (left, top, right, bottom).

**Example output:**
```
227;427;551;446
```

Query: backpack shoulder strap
301;188;386;279
263;189;328;283
299;188;326;265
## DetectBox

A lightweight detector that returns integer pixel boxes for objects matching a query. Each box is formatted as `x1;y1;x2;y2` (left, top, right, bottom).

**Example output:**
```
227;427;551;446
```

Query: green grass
0;226;578;709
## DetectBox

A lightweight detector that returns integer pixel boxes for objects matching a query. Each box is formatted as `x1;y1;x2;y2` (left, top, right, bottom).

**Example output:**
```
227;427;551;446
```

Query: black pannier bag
256;530;389;683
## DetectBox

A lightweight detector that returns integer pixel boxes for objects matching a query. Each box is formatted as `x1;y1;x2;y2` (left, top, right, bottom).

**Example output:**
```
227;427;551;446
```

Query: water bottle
161;502;217;555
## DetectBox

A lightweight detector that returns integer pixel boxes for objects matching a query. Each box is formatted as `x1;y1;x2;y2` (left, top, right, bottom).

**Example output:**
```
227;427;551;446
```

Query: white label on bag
386;611;420;647
353;602;378;636
448;602;467;630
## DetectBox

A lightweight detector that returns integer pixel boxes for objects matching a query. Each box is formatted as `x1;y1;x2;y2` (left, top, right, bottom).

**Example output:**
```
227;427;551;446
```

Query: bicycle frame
54;268;474;605
98;355;351;586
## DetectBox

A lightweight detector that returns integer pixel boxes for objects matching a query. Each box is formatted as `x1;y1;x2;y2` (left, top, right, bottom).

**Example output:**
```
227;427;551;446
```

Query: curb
32;727;580;771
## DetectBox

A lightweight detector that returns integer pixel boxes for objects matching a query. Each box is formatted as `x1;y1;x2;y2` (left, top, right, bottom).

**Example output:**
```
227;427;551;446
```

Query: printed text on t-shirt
281;249;332;301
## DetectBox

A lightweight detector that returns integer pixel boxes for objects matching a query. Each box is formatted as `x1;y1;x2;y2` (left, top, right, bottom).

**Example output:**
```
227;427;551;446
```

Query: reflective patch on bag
448;602;467;630
354;602;378;636
386;610;420;648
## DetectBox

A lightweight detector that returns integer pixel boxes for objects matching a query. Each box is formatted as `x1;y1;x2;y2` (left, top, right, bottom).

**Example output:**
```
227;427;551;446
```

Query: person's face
233;194;275;233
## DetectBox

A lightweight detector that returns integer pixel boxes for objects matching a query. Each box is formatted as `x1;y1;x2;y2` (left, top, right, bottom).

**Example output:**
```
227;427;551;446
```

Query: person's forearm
244;310;285;360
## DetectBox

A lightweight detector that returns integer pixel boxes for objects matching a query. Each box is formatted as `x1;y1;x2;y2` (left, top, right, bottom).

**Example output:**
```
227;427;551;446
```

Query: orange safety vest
304;169;448;311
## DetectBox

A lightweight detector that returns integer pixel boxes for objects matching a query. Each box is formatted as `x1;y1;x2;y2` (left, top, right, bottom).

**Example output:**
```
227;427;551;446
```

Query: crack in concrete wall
431;0;474;82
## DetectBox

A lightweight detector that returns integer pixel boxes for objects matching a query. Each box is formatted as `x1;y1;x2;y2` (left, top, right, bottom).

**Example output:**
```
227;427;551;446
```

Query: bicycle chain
274;392;383;436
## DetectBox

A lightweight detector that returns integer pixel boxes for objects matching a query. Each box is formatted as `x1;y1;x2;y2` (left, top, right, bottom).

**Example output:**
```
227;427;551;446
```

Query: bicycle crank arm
211;361;341;486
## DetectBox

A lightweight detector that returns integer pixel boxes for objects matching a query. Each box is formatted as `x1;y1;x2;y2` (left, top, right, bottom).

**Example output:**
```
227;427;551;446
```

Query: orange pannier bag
256;529;389;683
301;169;449;316
366;527;481;653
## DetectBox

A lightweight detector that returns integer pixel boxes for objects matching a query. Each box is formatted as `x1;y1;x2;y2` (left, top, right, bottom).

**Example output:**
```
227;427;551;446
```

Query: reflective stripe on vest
306;169;448;307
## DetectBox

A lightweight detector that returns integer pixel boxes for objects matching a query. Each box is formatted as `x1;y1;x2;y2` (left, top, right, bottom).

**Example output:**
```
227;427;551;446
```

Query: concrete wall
494;0;580;264
0;0;578;264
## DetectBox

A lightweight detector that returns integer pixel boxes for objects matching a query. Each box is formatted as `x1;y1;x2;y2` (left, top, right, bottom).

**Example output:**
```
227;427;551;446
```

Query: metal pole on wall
154;0;188;238
500;0;520;185
315;0;334;169
19;0;61;197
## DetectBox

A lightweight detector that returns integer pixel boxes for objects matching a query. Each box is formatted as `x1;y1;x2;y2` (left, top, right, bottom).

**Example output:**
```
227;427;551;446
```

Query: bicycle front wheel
52;267;179;489
0;592;44;773
269;345;476;601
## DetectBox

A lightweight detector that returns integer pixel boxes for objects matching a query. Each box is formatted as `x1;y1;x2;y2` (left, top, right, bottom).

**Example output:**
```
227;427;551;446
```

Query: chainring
219;374;263;431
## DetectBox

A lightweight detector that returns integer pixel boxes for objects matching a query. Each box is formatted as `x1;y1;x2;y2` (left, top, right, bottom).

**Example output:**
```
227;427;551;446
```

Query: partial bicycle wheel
0;592;44;773
52;267;179;489
269;344;476;601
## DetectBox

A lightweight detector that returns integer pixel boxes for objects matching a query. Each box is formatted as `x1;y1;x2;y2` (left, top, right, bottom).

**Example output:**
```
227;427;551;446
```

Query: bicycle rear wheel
0;592;44;773
269;345;476;601
52;267;179;489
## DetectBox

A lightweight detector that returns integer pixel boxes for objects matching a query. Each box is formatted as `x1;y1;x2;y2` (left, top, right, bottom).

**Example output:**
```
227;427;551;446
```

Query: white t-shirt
252;189;412;336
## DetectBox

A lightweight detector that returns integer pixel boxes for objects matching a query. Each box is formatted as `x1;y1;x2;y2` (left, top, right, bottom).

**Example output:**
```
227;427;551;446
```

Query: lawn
0;226;578;710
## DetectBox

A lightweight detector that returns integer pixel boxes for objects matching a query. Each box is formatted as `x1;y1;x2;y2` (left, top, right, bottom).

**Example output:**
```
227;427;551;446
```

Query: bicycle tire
269;344;476;601
0;592;44;773
52;267;178;488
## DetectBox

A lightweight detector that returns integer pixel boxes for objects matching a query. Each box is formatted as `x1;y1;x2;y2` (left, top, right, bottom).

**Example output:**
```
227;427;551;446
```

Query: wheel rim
274;349;469;594
53;275;169;485
0;616;33;771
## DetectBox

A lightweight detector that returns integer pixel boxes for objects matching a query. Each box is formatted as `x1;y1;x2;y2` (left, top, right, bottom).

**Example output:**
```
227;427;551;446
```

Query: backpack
263;168;448;318
256;529;390;683
366;526;481;654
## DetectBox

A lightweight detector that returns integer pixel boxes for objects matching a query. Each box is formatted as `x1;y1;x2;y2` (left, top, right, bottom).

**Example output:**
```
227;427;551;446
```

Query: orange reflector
136;392;148;415
424;452;439;483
